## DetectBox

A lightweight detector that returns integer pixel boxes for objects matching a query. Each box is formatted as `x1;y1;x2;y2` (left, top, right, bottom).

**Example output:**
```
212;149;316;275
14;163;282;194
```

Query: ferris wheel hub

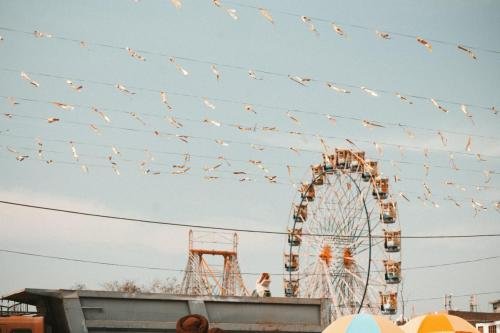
319;244;333;265
343;248;355;269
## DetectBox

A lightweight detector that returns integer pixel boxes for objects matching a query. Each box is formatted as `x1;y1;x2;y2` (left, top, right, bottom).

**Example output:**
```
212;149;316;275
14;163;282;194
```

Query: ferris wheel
283;148;401;319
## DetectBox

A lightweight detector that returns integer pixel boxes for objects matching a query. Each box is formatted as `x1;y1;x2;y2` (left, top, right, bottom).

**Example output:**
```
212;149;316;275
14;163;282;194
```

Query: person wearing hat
176;314;209;333
176;314;225;333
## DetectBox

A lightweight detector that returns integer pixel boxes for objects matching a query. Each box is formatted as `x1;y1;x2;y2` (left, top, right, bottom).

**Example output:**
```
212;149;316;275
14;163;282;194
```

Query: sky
0;0;499;318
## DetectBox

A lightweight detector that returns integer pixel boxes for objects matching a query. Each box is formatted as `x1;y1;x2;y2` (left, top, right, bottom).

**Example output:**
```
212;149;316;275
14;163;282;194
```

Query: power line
2;127;498;208
2;132;499;191
3;113;499;175
402;176;498;192
3;106;499;178
404;255;500;271
4;105;500;184
0;26;497;114
1;66;499;144
406;290;500;303
0;150;286;187
0;152;483;207
3;91;500;163
1;248;498;277
224;0;500;55
1;113;322;154
5;241;499;304
0;133;291;168
0;249;187;273
0;140;497;204
1;200;500;239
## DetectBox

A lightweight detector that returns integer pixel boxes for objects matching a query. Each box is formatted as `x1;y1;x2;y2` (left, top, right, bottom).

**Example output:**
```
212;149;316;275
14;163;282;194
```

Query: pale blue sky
0;0;499;316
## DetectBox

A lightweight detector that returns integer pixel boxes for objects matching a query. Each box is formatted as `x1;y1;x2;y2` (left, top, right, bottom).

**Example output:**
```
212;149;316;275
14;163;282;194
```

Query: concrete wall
476;320;500;333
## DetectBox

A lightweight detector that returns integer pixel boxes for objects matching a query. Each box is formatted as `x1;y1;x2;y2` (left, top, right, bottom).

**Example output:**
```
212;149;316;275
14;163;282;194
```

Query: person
176;314;209;333
251;272;271;297
175;314;224;333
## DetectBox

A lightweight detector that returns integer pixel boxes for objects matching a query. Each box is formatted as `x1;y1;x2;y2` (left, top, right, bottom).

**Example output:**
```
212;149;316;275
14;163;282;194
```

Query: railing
0;299;37;316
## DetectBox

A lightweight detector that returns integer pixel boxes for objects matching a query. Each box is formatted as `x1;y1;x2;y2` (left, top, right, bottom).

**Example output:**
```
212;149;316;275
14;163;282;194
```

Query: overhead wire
1;200;500;239
0;147;283;187
406;290;500;303
3;113;498;210
399;176;498;192
0;248;187;273
0;156;457;211
3;90;500;164
403;255;500;271
2;111;499;176
0;113;323;154
3;67;500;185
2;95;499;178
1;248;499;277
224;0;500;55
1;144;497;206
2;134;499;191
1;66;499;143
0;25;497;114
4;241;500;304
2;129;499;186
3;114;499;180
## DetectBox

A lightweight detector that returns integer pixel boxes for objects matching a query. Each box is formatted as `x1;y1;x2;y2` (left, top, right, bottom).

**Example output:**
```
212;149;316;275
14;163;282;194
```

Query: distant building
446;310;500;327
492;300;500;313
476;320;499;333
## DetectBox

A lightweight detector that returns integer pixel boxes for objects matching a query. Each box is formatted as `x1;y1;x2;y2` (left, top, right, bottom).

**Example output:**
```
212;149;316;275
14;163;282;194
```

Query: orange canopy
402;313;479;333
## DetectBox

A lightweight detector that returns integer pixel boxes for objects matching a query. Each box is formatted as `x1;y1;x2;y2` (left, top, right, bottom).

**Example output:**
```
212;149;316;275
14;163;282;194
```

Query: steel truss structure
181;229;249;296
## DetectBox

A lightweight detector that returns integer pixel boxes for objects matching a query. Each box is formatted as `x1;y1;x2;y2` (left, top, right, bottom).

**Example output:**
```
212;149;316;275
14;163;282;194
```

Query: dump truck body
4;289;331;333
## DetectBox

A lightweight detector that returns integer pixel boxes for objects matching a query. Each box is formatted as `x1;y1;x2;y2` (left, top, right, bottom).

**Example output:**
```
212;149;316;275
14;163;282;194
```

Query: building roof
447;310;500;326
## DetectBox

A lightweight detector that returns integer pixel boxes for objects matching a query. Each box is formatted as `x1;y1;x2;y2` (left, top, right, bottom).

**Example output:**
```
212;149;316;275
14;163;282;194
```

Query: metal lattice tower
181;230;249;296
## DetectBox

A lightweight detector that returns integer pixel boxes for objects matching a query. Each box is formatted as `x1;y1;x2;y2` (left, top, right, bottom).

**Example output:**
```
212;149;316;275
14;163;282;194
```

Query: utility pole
469;295;477;312
444;294;453;311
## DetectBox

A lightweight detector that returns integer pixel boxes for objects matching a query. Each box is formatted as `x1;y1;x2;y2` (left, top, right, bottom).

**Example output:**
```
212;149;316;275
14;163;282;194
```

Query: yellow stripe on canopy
402;313;479;333
419;314;454;333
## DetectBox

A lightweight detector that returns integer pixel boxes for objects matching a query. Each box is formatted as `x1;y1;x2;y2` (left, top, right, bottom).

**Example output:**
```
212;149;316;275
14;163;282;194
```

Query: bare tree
101;278;181;294
147;278;182;294
102;280;142;293
71;283;87;290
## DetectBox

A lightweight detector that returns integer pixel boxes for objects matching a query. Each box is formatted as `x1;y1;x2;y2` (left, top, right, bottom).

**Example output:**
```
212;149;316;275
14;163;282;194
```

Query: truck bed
4;289;331;333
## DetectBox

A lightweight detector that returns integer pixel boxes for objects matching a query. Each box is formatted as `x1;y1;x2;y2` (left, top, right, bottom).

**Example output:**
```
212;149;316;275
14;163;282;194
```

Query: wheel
284;149;401;320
